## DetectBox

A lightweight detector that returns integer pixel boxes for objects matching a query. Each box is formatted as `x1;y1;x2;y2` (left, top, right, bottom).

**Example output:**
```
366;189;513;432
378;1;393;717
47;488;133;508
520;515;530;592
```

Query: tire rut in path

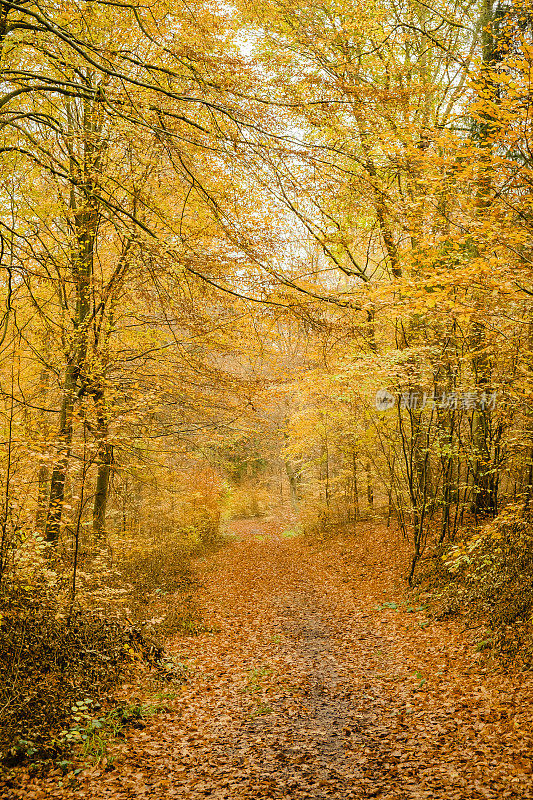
207;591;381;799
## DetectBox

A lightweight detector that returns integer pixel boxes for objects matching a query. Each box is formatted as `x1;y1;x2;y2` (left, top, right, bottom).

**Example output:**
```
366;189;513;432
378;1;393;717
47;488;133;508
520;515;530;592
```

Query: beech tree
1;0;533;596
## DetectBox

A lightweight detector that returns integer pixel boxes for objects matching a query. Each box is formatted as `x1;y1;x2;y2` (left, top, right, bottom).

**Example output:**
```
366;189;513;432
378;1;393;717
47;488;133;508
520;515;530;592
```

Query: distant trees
229;0;533;575
1;0;533;588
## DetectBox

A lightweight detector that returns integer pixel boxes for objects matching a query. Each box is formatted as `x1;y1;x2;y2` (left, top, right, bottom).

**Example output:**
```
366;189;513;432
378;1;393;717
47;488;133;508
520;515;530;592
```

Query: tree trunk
91;385;113;542
45;93;103;543
365;461;373;508
285;461;300;514
352;450;359;522
35;356;52;532
469;0;500;518
45;361;78;542
35;464;49;532
93;442;113;541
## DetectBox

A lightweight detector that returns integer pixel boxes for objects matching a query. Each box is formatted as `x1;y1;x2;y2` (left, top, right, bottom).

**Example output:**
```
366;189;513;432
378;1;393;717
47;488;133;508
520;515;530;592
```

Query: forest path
27;523;533;799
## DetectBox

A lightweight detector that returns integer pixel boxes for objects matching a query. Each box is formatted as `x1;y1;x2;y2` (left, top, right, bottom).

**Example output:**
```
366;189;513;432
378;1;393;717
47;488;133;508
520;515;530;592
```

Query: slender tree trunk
358;133;401;278
323;436;330;508
365;461;373;508
35;465;49;531
45;361;78;542
285;461;300;514
93;443;113;541
91;387;113;541
470;0;500;517
522;321;533;514
45;92;103;543
35;357;51;532
0;4;10;62
352;450;359;522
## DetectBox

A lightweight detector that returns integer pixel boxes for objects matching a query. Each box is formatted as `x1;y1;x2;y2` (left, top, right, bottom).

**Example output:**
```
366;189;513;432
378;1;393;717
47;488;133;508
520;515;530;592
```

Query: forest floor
4;517;533;799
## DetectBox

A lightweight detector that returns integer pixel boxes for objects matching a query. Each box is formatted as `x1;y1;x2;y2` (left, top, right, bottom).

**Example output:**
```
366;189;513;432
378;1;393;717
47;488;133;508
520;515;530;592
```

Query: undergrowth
0;531;219;764
115;540;205;640
419;506;533;668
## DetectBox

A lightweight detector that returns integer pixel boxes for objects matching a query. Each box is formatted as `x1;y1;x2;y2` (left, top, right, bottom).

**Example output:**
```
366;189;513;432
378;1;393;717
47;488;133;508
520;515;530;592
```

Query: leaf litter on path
4;522;533;799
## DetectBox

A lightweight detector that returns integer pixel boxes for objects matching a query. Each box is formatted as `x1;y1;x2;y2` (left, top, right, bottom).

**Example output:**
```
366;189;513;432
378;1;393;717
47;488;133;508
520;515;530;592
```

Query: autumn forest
1;0;533;796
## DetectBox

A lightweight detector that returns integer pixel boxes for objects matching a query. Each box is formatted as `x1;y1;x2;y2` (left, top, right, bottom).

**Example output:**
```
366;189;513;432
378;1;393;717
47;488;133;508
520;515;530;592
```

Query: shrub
0;601;132;759
436;506;533;667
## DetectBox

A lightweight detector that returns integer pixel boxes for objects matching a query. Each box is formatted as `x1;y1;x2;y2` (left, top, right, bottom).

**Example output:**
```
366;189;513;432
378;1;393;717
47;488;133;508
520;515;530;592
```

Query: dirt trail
13;523;533;799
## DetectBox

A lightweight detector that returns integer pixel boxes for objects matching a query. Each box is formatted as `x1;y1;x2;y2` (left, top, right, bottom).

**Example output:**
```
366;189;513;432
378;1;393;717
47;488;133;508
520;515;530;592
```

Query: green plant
251;702;272;717
240;665;273;696
281;528;301;539
414;671;427;689
9;739;38;760
56;694;178;765
475;638;493;652
375;601;399;611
